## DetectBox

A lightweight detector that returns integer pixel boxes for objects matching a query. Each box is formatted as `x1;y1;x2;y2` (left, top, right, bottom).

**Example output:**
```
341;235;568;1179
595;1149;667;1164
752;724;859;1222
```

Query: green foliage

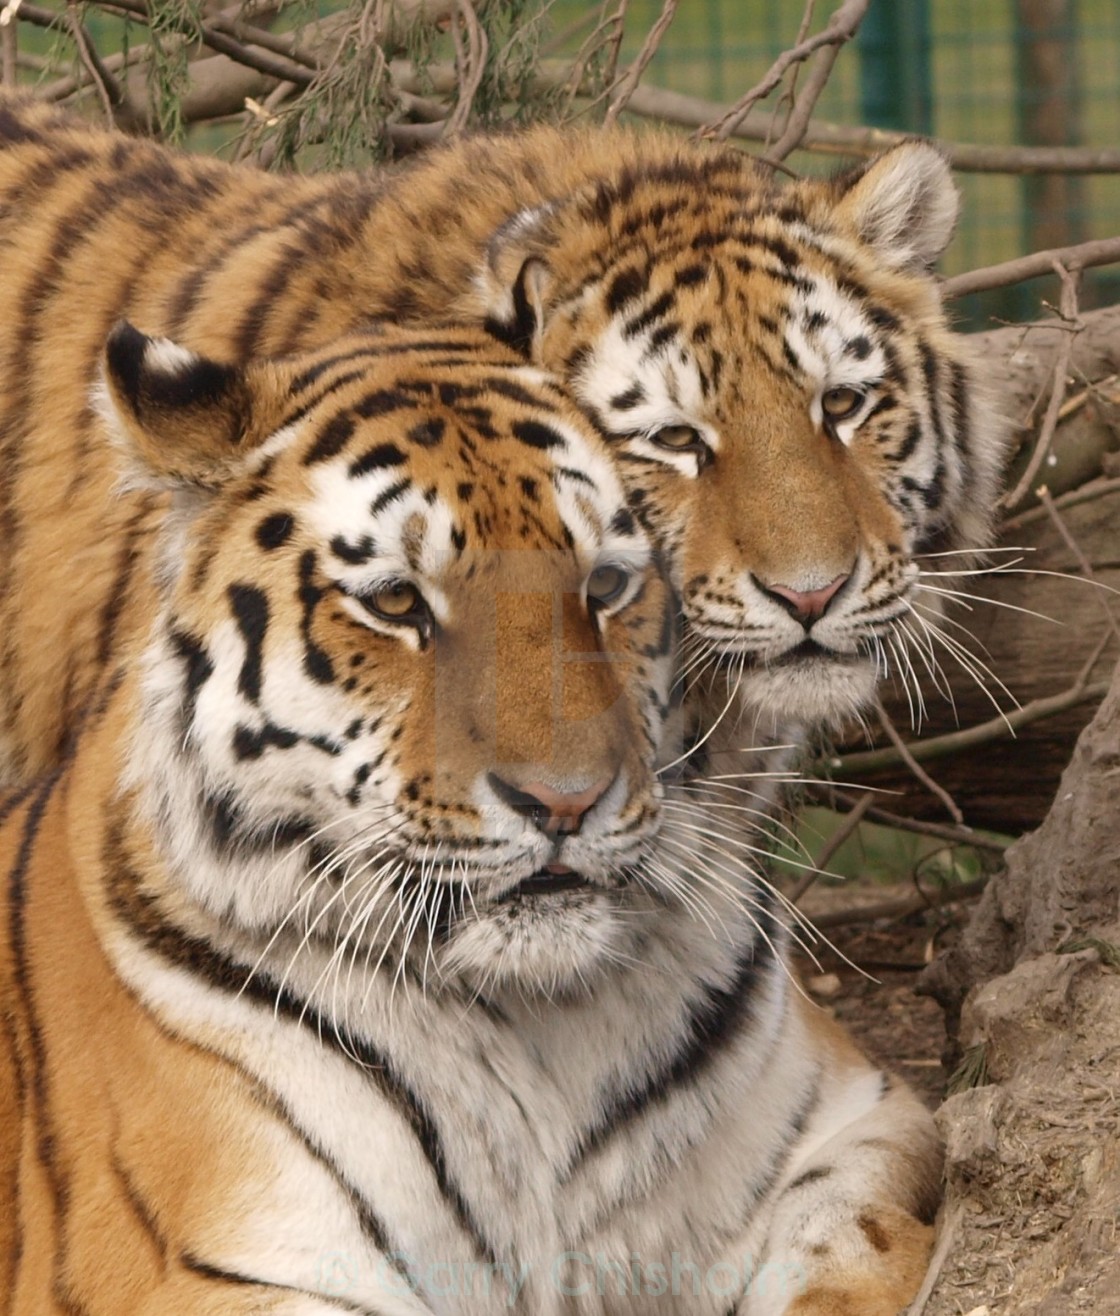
947;1042;990;1094
770;806;1009;889
471;0;562;126
1057;936;1120;970
145;0;204;143
268;18;394;172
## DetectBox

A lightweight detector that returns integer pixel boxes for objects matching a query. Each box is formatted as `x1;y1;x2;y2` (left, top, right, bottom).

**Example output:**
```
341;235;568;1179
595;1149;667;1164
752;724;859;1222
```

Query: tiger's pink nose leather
766;573;849;623
518;779;612;834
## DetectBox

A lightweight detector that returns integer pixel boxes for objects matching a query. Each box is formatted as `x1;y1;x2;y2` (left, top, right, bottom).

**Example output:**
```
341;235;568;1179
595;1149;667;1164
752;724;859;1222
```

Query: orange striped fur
0;93;1005;784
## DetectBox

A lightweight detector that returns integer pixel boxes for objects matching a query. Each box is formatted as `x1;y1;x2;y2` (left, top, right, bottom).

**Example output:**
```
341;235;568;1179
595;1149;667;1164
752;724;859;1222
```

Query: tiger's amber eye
367;582;422;619
650;424;705;452
587;564;629;608
821;387;864;420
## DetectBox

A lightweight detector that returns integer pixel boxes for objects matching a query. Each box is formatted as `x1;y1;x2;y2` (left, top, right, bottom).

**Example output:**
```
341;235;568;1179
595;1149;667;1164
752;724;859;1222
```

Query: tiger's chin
737;651;879;732
441;888;631;998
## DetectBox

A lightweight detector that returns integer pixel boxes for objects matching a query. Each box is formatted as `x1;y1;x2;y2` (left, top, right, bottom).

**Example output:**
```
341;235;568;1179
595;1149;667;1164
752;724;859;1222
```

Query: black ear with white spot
833;143;959;272
101;321;260;486
478;205;557;358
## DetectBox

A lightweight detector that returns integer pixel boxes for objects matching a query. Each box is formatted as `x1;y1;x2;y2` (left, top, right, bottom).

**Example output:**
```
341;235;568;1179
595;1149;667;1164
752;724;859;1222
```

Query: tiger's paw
782;1279;917;1316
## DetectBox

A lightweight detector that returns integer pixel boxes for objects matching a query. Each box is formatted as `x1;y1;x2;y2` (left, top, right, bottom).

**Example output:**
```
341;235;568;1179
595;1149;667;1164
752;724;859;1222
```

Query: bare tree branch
1000;263;1082;509
1000;475;1120;534
762;34;842;164
444;0;487;136
695;0;870;142
602;0;677;127
874;700;964;824
826;677;1112;777
790;791;873;905
64;2;120;122
943;237;1120;299
807;878;988;931
620;81;1120;173
1038;489;1120;644
819;790;1011;853
1;0;17;87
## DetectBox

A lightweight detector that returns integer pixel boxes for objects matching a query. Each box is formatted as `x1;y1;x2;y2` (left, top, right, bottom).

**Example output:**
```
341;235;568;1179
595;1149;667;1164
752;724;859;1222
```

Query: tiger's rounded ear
99;321;269;487
476;204;558;358
831;143;959;272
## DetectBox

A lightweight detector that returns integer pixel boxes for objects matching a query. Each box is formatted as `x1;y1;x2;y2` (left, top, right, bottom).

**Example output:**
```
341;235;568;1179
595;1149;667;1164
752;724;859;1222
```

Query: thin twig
65;1;119;122
790;792;873;905
602;0;677;127
93;0;317;85
1000;475;1120;533
808;879;987;930
696;0;870;141
762;0;815;152
559;0;626;110
875;700;964;825
443;0;487;136
599;0;628;96
826;678;1111;776
1073;625;1118;689
1000;264;1081;510
1038;488;1120;644
206;14;319;70
943;237;1120;300
905;1205;965;1316
1;0;17;86
761;36;842;164
821;790;1009;853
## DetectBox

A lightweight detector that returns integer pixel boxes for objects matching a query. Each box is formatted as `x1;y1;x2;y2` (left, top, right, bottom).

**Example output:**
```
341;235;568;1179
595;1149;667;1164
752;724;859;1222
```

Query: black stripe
8;770;88;1315
297;551;335;685
305;412;356;466
96;497;157;666
564;893;783;1174
623;291;675;341
230;241;302;361
180;1253;377;1311
349;443;407;478
290;348;387;396
947;358;973;490
728;1070;823;1306
895;417;923;464
102;819;497;1267
483;376;557;409
228;584;270;704
110;1150;168;1260
164;195;332;338
369;479;411;516
605;267;645;314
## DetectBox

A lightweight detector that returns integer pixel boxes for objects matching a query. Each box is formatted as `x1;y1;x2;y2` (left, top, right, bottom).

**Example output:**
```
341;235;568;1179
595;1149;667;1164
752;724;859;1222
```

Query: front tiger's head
102;323;675;996
478;141;1008;730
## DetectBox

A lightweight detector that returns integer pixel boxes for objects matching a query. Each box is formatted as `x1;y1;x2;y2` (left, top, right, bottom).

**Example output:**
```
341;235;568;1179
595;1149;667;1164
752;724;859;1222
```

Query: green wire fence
549;0;1120;327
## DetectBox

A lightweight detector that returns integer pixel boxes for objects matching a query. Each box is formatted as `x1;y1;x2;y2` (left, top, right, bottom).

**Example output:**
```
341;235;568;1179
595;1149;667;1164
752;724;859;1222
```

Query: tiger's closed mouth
512;867;591;898
771;639;862;668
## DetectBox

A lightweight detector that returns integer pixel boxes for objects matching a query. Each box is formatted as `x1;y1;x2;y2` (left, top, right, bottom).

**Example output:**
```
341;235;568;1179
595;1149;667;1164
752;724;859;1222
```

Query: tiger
0;93;995;1310
0;91;1006;790
0;318;941;1315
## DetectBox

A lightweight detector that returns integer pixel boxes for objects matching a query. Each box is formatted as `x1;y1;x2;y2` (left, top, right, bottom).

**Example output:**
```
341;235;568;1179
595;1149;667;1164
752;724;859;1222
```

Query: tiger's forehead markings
292;393;627;588
783;276;889;387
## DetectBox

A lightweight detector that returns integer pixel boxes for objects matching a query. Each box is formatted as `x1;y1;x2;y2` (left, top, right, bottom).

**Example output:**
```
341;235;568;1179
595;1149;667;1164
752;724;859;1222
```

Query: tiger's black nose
488;774;613;835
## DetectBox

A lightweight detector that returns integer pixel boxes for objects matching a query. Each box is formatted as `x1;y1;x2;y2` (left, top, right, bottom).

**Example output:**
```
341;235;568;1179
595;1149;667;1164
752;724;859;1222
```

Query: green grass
769;806;1008;890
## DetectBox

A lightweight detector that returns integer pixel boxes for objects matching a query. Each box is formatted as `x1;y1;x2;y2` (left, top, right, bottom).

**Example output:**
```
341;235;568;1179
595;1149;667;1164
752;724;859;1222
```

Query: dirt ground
793;879;962;1110
793;881;1120;1316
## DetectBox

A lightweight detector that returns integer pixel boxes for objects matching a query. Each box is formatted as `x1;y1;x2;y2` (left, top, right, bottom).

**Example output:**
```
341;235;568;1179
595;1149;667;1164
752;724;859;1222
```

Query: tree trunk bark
917;660;1120;1314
